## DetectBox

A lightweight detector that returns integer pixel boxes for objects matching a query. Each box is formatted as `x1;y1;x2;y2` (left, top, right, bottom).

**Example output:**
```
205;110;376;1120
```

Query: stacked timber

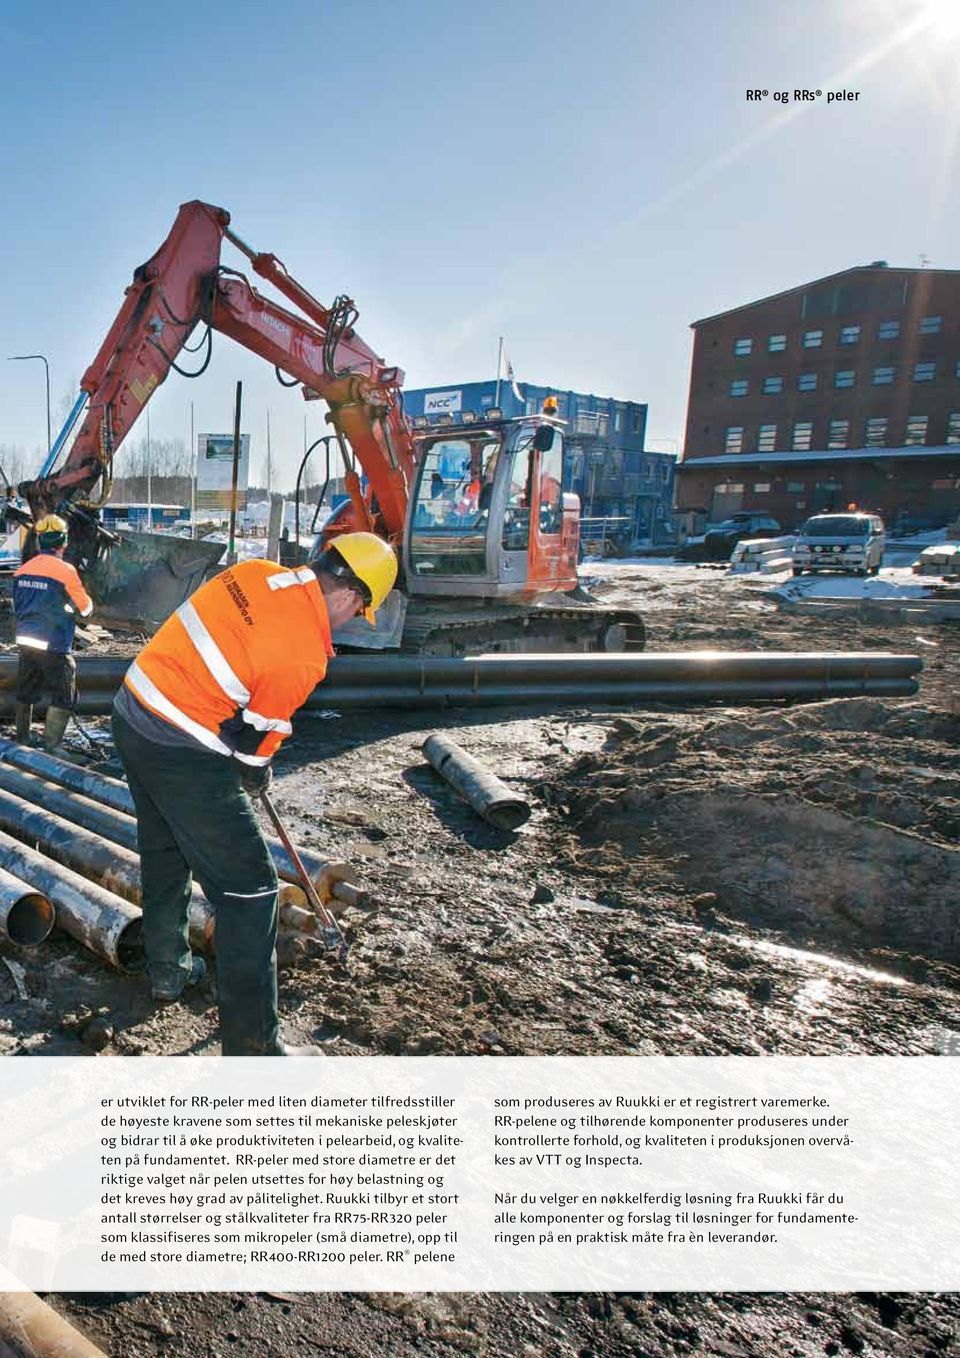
912;543;960;579
730;535;796;574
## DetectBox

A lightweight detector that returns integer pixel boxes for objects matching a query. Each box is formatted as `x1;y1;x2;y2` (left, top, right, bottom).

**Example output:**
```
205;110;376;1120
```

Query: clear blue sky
1;0;957;486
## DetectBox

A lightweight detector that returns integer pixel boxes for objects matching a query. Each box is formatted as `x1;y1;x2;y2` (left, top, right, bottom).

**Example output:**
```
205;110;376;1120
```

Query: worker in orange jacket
13;514;93;751
111;532;398;1056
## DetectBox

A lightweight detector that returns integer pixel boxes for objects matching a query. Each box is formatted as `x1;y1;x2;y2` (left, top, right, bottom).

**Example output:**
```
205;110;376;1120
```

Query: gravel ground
2;558;958;1354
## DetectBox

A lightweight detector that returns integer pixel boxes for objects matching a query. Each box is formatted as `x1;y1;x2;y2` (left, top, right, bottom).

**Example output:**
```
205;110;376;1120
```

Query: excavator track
399;597;646;656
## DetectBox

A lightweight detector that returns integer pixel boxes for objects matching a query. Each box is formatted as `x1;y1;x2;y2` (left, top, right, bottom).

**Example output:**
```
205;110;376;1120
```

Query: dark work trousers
111;708;280;1055
16;648;77;707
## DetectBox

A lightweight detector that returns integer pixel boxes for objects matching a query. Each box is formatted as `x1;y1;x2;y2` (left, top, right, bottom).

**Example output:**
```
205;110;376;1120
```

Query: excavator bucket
82;531;226;633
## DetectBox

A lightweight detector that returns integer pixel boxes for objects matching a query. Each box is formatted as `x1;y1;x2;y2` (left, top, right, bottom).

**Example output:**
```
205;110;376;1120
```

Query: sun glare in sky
917;0;960;39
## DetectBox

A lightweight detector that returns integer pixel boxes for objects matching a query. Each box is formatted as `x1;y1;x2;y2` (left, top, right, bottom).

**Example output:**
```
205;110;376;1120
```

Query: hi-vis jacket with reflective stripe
124;561;334;767
13;552;94;654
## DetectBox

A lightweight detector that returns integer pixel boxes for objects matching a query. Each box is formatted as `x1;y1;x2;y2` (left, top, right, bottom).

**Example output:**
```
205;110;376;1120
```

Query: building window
729;379;748;397
763;375;783;394
768;334;787;352
834;369;855;388
827;419;850;449
733;337;752;355
715;482;745;493
904;414;928;445
753;483;771;493
724;426;744;453
864;417;888;447
946;413;960;444
914;360;936;381
787;481;805;492
877;320;899;339
757;423;777;452
839;325;861;345
872;365;895;385
630;409;641;433
919;315;942;334
803;329;823;348
792;421;814;451
797;372;818;392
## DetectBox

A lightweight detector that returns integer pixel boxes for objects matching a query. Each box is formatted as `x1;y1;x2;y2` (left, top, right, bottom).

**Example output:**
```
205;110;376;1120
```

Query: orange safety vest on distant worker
123;560;334;767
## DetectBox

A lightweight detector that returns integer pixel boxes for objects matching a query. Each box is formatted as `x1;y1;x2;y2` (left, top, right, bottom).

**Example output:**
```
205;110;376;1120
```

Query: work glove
239;762;273;798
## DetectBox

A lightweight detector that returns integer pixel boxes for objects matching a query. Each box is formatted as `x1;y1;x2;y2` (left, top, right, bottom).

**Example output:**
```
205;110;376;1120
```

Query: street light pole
7;354;51;459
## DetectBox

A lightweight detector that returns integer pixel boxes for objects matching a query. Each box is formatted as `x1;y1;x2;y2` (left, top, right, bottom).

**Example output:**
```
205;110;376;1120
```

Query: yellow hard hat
36;513;68;536
326;532;398;624
36;513;68;546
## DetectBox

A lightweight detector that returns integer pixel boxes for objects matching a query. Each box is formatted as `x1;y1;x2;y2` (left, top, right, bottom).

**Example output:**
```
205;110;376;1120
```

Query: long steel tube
0;739;135;813
0;830;142;967
0;866;55;947
0;788;213;953
42;673;924;713
0;650;925;713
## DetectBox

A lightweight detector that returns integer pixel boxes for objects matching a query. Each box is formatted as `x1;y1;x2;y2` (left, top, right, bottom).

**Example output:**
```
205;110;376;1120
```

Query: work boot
14;703;32;744
43;706;71;753
268;1042;326;1057
151;955;207;1004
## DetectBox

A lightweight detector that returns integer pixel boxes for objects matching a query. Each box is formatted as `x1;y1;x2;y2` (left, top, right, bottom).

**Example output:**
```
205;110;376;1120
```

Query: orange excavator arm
20;200;416;542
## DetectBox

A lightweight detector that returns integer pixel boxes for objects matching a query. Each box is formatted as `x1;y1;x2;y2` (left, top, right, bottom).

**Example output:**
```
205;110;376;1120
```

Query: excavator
14;200;644;654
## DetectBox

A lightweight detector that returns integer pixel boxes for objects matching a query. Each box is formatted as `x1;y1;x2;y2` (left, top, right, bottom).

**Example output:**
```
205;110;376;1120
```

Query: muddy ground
2;561;959;1353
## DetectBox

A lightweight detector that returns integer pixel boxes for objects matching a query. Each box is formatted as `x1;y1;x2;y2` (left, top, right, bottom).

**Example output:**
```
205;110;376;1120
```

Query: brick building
675;263;960;534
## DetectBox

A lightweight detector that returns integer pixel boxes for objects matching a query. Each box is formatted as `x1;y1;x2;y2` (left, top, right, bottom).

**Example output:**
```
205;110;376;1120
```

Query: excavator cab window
409;435;502;576
501;442;533;552
538;429;564;535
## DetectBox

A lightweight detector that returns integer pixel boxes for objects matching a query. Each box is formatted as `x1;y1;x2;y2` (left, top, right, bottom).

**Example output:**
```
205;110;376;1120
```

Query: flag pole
495;336;503;409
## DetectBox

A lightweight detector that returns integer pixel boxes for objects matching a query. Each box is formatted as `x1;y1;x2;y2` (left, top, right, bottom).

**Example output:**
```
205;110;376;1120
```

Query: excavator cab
405;414;579;599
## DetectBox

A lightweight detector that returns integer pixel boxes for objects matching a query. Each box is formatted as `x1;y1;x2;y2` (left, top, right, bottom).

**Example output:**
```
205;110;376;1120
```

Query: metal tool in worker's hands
259;789;349;960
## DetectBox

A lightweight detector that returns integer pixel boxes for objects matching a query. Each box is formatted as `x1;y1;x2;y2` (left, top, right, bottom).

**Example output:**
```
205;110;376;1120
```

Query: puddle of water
738;936;911;987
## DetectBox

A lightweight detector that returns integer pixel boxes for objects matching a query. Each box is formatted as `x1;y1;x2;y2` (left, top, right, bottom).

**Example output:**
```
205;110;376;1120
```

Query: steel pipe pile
0;738;136;813
423;733;532;829
0;786;213;954
0;864;55;947
0;750;362;908
0;652;922;714
0;830;143;967
0;1291;109;1358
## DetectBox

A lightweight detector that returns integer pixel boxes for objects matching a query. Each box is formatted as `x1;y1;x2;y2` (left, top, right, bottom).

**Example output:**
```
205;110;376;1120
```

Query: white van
791;512;886;577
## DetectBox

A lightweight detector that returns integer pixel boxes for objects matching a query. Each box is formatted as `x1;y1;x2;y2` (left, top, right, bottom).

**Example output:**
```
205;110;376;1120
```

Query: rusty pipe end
3;890;55;947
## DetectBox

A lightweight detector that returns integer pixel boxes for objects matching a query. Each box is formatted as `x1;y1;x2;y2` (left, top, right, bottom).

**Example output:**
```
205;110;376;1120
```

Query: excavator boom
21;200;415;544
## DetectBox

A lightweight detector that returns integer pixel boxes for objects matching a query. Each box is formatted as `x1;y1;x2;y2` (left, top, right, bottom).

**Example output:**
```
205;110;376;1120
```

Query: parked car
701;512;782;561
791;512;886;577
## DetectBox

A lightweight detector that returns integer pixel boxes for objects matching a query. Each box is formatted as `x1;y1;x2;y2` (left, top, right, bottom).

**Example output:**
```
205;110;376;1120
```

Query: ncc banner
196;434;250;513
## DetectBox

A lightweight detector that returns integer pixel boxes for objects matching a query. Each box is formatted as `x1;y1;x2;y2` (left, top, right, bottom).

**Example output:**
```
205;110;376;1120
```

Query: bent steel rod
0;865;55;947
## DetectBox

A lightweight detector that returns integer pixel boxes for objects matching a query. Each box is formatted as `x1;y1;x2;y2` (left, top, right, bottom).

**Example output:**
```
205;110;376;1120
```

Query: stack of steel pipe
0;651;923;715
0;744;366;966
